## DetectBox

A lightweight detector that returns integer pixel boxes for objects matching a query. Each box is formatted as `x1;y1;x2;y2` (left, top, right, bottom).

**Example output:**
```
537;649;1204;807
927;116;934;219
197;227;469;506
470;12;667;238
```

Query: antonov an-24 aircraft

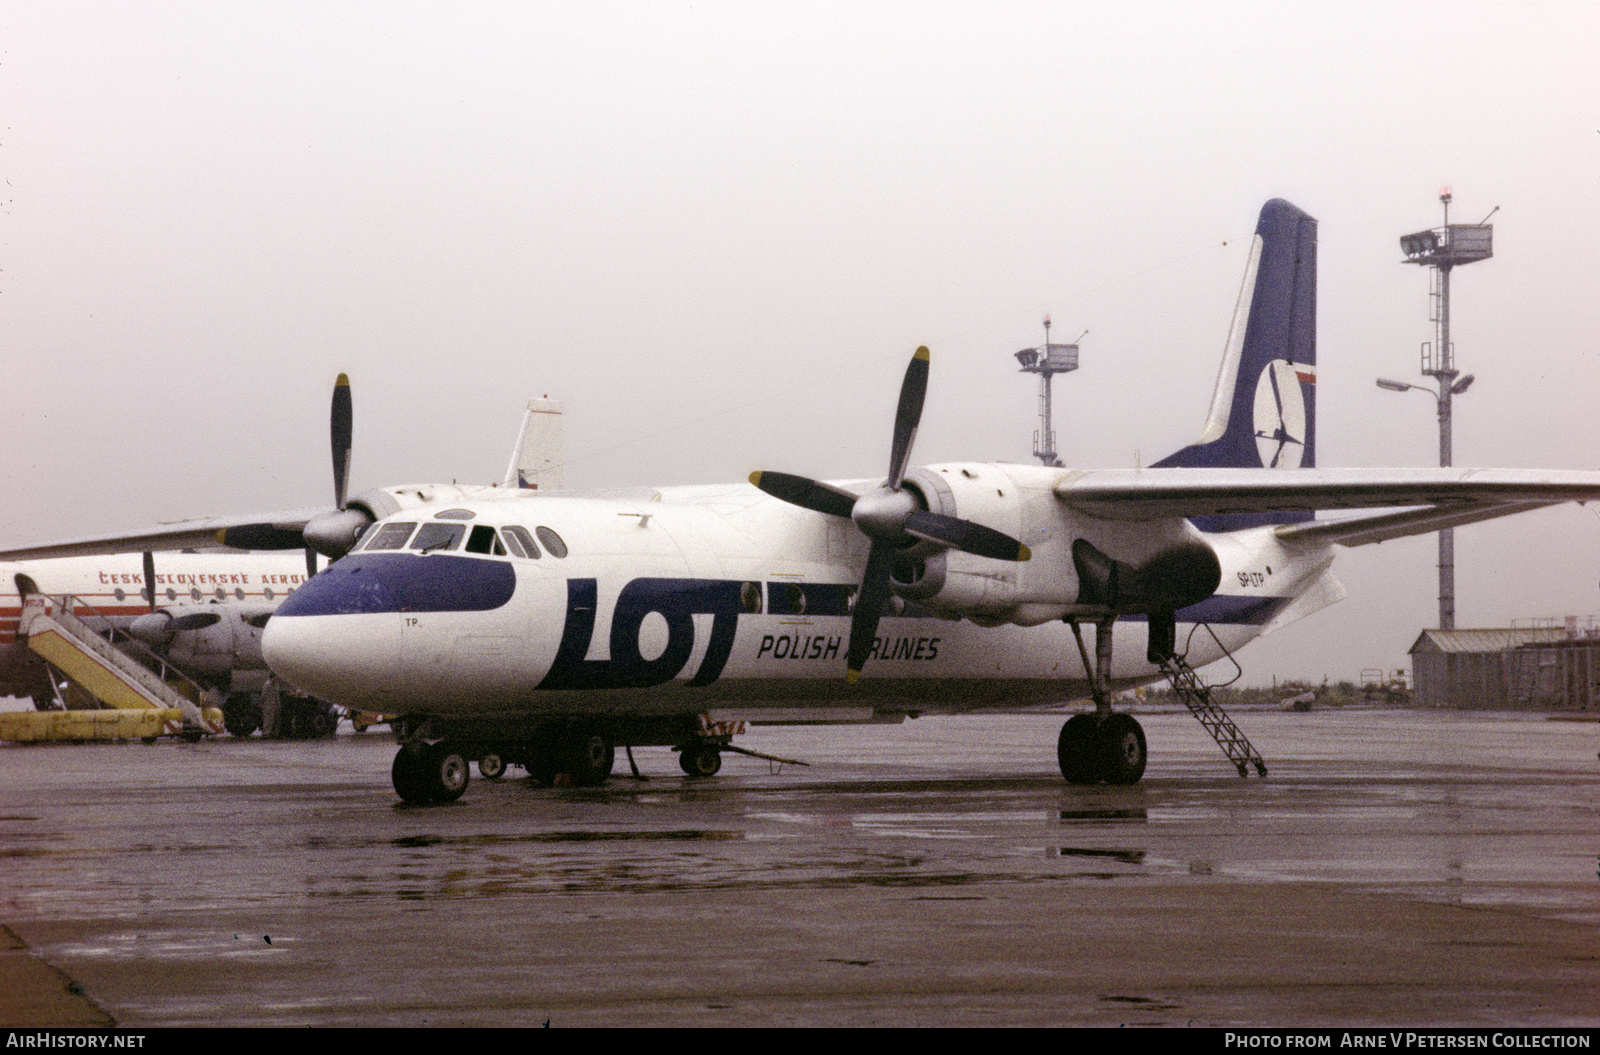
18;200;1600;804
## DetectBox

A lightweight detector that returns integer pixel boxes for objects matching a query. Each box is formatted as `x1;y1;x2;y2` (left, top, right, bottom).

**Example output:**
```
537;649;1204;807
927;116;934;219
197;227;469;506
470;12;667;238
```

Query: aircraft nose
262;562;405;707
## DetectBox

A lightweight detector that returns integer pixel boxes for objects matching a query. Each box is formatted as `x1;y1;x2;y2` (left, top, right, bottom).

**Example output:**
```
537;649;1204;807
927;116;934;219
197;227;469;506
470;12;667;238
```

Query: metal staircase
1158;651;1267;778
19;595;218;735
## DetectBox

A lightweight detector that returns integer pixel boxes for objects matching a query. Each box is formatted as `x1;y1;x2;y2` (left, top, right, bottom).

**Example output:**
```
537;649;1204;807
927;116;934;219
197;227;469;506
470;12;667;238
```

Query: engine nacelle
892;463;1222;627
128;603;275;689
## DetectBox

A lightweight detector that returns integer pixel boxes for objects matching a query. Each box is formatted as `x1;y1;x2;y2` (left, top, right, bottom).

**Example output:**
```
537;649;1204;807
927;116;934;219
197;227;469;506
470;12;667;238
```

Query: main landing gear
389;721;619;805
1058;615;1150;786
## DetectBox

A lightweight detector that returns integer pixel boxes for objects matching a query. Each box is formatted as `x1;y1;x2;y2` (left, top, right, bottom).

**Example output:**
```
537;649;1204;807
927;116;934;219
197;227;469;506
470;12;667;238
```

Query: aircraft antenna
1013;315;1081;467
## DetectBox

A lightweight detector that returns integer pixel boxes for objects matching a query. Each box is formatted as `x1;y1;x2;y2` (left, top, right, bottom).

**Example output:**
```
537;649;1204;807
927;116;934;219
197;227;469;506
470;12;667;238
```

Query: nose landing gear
392;741;471;805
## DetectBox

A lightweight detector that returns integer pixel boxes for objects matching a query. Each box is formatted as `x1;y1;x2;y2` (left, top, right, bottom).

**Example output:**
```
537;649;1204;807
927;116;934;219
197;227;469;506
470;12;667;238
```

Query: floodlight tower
1378;188;1494;630
1014;316;1081;467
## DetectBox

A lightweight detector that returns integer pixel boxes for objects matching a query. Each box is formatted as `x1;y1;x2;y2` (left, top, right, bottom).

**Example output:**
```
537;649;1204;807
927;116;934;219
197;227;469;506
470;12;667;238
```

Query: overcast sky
6;1;1599;687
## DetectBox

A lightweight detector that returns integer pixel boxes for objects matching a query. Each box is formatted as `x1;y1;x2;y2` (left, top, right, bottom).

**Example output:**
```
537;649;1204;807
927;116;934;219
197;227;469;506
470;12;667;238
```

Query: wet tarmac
1;706;1597;1027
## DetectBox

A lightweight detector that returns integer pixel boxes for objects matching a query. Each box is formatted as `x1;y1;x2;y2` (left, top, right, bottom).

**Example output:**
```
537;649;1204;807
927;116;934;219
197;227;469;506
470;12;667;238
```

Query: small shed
1409;626;1600;710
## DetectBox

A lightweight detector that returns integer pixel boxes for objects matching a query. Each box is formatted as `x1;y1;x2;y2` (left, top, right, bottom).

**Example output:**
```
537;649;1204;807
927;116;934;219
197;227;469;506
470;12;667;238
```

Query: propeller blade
886;347;929;490
846;542;896;683
142;551;157;614
749;471;858;519
904;510;1031;562
305;548;318;578
330;373;353;510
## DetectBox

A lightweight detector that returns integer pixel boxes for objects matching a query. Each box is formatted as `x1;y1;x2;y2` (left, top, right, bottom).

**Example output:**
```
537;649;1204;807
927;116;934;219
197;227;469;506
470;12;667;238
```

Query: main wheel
1057;713;1102;784
679;744;722;777
222;694;261;738
1097;713;1147;785
478;751;507;780
561;726;614;786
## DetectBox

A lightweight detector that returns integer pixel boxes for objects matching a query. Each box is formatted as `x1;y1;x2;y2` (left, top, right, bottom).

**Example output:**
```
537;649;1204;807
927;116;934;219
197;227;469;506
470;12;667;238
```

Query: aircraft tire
478;751;507;780
392;742;470;804
1098;713;1147;785
679;744;722;777
424;742;471;802
222;694;262;738
392;743;431;804
1057;713;1103;784
561;726;615;786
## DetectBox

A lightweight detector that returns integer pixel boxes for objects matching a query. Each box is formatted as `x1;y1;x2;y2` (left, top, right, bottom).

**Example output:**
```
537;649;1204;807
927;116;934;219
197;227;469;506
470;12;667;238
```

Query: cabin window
264;587;275;601
190;587;202;601
234;588;246;600
740;581;762;614
362;522;417;551
535;526;568;559
165;588;177;601
465;525;506;556
502;525;540;559
113;588;126;601
411;522;464;553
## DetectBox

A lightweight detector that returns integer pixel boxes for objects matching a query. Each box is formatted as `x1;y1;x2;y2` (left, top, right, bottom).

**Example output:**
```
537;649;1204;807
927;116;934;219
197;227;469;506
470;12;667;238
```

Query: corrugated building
1409;625;1600;710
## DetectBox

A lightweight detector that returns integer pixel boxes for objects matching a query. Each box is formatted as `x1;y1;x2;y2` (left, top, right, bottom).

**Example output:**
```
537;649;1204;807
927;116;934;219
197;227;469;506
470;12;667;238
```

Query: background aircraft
1;380;564;739
253;199;1600;804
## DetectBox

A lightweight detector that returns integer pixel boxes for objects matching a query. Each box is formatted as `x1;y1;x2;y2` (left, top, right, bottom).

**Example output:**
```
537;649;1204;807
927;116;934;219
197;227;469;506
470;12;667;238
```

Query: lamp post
1015;316;1082;467
1382;188;1494;630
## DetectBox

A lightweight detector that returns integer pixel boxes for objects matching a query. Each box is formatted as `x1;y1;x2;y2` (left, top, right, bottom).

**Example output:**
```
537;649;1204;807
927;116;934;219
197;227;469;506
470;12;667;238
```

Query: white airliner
11;200;1598;803
241;199;1600;804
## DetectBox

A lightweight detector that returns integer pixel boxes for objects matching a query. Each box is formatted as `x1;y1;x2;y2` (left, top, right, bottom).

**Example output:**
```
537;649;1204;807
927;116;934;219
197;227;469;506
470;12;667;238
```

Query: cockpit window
411;522;464;553
535;526;568;559
465;525;506;556
502;525;541;560
361;522;417;551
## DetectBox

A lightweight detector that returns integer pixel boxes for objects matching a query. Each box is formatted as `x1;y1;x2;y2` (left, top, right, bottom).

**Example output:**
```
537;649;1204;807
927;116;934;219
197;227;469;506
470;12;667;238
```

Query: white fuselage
262;462;1342;724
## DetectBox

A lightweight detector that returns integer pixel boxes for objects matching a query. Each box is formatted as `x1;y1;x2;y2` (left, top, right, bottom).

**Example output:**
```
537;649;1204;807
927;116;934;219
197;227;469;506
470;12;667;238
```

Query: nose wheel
392;741;471;805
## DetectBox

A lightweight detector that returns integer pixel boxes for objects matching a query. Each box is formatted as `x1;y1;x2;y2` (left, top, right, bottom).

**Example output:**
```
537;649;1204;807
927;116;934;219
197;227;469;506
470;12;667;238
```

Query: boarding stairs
19;594;218;735
1158;651;1267;778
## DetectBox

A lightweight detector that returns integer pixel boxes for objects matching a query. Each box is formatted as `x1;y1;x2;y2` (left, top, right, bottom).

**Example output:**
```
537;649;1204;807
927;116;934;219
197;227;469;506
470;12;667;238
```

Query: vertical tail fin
503;397;565;490
1154;198;1317;527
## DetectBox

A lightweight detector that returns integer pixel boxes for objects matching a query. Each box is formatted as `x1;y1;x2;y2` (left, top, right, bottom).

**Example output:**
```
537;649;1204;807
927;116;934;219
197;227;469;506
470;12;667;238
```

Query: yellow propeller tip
846;668;861;685
1018;544;1032;560
335;373;350;387
748;471;762;486
913;346;929;361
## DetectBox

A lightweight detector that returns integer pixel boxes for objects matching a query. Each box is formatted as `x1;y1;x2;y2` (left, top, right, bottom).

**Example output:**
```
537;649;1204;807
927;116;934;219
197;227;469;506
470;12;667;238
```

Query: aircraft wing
0;508;327;561
1055;468;1600;543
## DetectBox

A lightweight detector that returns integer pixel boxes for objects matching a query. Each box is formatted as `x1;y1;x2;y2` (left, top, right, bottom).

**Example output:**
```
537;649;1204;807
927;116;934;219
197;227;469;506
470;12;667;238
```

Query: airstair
1158;651;1267;777
3;594;221;743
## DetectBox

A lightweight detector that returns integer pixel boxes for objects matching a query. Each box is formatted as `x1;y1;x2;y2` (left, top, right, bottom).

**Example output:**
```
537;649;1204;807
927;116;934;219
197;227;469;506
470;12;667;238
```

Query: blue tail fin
1154;198;1317;527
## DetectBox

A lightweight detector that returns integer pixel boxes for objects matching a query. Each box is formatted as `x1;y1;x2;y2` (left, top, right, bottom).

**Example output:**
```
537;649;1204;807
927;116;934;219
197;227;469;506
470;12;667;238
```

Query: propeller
211;373;368;565
302;373;375;561
751;347;1030;682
